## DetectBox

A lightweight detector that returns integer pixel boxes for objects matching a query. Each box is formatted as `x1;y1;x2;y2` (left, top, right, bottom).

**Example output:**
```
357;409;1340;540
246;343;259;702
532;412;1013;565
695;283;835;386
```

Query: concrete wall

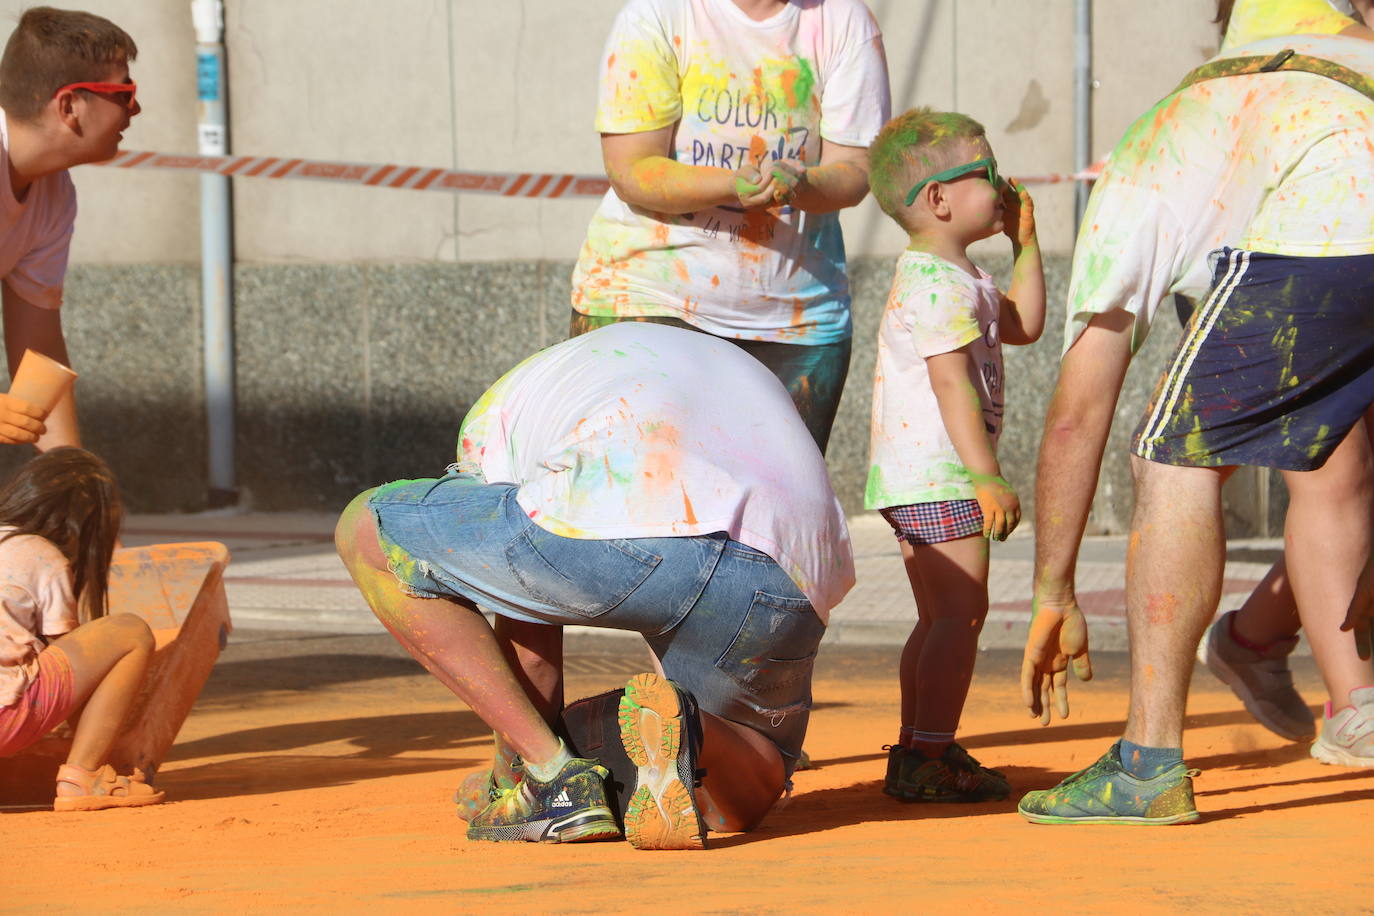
0;0;1271;531
0;0;1221;265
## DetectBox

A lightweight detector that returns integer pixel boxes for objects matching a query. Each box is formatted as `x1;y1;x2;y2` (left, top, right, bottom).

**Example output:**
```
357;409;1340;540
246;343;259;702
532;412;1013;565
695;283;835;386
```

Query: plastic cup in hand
9;349;77;417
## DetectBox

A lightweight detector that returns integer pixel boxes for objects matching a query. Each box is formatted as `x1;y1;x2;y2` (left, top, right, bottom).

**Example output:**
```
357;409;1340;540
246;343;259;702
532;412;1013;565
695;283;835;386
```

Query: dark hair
0;447;122;622
0;7;138;122
1214;0;1237;41
868;107;988;228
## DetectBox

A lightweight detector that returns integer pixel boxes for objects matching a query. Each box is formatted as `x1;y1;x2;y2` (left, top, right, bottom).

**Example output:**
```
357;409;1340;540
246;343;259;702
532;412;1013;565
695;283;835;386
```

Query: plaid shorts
880;500;984;546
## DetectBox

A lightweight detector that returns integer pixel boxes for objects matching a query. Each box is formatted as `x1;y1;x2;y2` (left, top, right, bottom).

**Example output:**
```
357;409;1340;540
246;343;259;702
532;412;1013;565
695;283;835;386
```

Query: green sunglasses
904;157;1004;207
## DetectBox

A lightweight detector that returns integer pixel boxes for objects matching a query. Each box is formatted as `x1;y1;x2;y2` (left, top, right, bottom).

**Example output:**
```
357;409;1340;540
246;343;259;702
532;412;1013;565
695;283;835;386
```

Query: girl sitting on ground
0;447;163;811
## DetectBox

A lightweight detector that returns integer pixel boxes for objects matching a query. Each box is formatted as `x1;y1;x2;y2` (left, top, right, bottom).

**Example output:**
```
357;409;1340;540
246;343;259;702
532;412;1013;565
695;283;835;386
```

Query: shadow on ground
161;709;493;801
719;739;1374;846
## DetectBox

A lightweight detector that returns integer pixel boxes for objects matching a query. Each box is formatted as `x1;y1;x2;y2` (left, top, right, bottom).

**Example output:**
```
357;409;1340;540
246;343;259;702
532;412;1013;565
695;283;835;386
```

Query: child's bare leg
335;494;561;767
1280;420;1374;707
1231;560;1301;645
895;539;932;728
901;535;990;756
48;613;155;788
1231;415;1374;648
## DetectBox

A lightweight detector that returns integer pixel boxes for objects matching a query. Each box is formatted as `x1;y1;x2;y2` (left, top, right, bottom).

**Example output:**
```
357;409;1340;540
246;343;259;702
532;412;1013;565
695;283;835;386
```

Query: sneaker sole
466;807;621;844
53;790;165;813
1018;808;1200;826
1310;739;1374;768
1202;626;1315;742
618;673;706;851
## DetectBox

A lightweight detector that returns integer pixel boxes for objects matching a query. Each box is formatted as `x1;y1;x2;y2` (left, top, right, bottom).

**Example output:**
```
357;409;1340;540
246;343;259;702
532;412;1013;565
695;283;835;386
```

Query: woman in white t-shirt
0;448;163;811
570;0;892;451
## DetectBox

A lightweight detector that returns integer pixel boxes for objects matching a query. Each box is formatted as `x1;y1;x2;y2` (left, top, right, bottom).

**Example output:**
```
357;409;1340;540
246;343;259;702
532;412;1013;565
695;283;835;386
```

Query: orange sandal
53;763;165;812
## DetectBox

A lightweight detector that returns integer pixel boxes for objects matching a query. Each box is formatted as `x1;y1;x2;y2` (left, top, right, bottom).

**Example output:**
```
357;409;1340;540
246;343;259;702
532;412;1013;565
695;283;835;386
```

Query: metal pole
1073;0;1093;233
192;0;236;506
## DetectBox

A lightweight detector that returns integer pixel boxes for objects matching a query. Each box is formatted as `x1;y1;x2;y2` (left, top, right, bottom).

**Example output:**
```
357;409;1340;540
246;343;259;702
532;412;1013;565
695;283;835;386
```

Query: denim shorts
367;470;826;774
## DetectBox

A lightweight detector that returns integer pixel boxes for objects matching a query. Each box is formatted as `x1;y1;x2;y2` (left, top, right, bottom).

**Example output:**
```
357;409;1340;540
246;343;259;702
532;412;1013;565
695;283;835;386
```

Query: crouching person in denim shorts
335;323;855;850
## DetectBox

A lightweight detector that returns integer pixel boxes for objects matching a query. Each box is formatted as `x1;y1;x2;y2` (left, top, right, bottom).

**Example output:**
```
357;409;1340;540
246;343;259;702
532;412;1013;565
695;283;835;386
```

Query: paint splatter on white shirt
1065;34;1374;353
572;0;891;344
866;251;1004;509
457;323;855;617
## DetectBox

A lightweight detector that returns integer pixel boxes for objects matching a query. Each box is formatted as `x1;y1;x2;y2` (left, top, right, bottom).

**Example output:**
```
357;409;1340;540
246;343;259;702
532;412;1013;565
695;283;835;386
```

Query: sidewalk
123;511;1288;652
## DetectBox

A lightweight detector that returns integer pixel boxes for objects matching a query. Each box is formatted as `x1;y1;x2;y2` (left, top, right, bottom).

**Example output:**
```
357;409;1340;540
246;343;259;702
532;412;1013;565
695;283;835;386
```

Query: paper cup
9;349;77;417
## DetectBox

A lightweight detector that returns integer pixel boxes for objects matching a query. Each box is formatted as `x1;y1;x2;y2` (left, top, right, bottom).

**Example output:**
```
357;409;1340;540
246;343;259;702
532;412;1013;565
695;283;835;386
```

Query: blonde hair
868;108;987;227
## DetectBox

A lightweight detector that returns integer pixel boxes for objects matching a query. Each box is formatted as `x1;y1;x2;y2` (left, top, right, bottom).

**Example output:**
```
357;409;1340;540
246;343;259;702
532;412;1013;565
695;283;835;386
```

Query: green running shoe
466;756;621;843
1018;741;1200;825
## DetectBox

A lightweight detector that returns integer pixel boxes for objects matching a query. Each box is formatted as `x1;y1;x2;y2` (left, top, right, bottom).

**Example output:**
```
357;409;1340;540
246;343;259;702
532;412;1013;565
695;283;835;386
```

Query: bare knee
335;488;382;568
1130;456;1231;502
102;613;155;654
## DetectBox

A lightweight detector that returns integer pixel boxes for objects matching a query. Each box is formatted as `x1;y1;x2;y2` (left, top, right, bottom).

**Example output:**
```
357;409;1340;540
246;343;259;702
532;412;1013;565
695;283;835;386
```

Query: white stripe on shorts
1138;249;1251;460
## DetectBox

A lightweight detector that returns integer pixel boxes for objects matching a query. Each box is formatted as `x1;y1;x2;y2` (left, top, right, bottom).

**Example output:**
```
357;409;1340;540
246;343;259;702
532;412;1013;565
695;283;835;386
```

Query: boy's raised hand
1001;179;1037;249
0;392;45;444
970;470;1020;541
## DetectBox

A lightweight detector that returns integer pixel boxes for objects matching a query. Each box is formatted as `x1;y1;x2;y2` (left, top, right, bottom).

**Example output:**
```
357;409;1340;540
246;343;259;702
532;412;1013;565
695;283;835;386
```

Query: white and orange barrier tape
93;150;614;198
93;149;1104;196
1013;162;1105;185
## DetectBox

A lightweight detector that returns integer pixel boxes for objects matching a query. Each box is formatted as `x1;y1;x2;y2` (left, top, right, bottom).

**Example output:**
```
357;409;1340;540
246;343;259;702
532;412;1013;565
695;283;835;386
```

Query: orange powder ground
8;637;1373;913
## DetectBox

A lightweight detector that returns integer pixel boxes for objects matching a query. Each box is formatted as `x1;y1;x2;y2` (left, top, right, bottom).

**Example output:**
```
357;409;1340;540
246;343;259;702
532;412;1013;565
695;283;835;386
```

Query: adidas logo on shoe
550;788;573;808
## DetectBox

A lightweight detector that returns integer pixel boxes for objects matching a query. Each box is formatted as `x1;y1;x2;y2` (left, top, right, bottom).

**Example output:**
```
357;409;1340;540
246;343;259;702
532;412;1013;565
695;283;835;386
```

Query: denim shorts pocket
505;525;661;619
715;590;825;698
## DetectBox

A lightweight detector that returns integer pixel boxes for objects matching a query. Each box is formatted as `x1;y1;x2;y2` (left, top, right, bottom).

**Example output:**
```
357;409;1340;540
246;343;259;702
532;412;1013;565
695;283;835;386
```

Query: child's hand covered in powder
971;470;1019;541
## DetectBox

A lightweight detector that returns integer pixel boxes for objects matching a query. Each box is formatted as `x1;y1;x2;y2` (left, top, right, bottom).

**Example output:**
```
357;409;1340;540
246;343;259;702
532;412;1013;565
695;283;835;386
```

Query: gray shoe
1311;686;1374;767
1200;610;1315;741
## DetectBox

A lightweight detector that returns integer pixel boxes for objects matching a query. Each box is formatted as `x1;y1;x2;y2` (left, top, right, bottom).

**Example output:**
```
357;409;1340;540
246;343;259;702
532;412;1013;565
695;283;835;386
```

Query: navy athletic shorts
1133;248;1374;471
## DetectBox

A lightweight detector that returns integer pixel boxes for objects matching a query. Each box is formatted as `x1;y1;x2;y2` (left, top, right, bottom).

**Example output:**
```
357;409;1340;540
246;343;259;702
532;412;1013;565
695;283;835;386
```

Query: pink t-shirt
0;528;77;707
0;109;78;311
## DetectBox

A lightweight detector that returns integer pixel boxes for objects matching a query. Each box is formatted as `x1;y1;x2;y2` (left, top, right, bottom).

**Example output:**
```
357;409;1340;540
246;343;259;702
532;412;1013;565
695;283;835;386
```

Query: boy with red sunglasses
0;7;139;451
863;108;1046;802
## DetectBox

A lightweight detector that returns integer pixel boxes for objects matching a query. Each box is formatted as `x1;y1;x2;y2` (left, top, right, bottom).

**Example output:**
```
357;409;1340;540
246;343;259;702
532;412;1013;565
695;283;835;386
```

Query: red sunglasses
53;80;137;110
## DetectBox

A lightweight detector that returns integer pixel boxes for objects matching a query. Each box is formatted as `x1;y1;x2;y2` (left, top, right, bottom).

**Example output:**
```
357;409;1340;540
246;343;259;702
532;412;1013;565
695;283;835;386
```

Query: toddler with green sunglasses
862;107;1046;803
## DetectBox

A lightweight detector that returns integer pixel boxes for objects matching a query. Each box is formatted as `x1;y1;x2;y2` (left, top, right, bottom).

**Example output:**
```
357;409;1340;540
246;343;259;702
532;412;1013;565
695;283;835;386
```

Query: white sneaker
1311;686;1374;767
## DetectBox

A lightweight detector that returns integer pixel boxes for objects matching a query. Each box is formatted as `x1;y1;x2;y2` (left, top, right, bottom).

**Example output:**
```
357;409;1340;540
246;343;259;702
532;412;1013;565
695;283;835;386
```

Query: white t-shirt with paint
571;0;891;345
0;110;77;311
1064;34;1374;353
457;322;855;617
865;251;1004;509
0;528;77;707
